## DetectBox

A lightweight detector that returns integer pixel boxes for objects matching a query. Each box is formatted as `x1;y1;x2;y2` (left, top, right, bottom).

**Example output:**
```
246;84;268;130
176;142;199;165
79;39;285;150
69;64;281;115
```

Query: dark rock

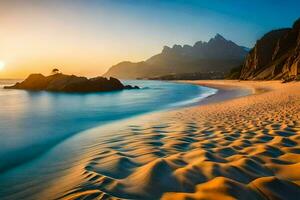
124;85;140;89
226;65;243;80
240;17;300;80
4;73;139;93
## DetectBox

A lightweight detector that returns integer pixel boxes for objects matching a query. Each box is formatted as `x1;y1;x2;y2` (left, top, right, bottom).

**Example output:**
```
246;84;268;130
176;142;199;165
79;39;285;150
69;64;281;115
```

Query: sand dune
42;80;300;200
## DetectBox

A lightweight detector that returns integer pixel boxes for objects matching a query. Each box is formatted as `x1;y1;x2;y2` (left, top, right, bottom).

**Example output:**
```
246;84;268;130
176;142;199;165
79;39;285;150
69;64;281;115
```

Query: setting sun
0;61;5;71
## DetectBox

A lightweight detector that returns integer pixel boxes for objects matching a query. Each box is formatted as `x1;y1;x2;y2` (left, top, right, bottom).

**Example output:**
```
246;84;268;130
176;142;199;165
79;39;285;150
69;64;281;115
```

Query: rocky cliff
104;34;248;79
240;18;300;80
4;73;139;92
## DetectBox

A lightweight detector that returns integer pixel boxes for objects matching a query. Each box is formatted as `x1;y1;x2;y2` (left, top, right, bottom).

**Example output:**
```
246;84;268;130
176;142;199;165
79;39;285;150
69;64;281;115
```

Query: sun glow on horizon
0;61;5;71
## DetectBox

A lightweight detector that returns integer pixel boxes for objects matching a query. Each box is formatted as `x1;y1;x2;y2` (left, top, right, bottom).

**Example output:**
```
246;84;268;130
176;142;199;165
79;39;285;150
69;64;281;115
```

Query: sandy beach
16;80;300;200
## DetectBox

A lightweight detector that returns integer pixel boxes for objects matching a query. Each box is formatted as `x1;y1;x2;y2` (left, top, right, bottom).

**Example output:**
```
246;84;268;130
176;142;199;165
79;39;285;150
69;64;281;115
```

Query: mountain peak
213;33;226;41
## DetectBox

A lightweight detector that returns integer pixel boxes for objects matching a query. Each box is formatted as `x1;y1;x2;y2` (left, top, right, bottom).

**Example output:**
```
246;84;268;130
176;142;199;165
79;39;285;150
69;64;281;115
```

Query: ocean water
0;79;217;175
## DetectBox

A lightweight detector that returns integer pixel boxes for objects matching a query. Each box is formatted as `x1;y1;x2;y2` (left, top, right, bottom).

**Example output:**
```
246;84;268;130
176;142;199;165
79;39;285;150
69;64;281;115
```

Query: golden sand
44;80;300;200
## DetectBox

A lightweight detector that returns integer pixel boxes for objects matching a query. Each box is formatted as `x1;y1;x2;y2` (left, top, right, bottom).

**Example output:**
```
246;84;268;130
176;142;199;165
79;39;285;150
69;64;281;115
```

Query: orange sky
0;1;163;78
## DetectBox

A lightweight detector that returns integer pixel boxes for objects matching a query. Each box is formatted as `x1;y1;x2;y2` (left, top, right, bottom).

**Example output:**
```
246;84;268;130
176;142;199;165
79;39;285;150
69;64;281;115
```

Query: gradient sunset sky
0;0;299;78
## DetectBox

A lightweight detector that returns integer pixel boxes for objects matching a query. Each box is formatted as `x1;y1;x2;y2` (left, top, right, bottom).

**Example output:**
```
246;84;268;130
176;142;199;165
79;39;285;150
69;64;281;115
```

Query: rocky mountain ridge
104;34;248;79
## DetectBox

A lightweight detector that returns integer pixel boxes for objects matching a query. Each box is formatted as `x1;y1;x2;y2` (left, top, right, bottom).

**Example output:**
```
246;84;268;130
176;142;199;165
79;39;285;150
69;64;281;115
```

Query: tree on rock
52;68;60;75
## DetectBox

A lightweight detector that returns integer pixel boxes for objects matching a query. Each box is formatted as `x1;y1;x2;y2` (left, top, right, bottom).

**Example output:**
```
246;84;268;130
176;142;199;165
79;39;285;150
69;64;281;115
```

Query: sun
0;61;5;71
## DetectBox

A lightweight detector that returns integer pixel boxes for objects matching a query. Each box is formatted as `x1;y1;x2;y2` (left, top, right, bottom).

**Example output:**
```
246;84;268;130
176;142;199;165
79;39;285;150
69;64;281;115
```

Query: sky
0;0;299;78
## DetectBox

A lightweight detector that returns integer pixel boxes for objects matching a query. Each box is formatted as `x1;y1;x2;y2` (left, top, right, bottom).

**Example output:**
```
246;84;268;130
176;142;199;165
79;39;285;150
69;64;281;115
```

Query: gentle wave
168;87;218;107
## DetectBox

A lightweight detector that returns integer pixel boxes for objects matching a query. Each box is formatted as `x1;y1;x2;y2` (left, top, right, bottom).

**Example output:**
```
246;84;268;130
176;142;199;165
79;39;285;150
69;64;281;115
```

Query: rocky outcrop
104;34;249;79
4;73;139;92
240;18;300;80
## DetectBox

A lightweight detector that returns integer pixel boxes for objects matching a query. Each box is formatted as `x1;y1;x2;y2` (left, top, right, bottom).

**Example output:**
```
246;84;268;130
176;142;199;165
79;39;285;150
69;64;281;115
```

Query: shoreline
178;80;255;106
1;80;300;200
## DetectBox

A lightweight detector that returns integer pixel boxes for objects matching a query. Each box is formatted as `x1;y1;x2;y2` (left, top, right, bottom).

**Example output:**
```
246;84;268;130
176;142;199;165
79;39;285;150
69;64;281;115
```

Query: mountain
4;73;139;92
240;18;300;80
104;34;249;79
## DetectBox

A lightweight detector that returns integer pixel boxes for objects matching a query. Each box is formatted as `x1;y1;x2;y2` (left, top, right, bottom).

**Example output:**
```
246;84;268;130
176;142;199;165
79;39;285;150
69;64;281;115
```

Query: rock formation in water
104;34;249;79
4;73;139;92
240;18;300;80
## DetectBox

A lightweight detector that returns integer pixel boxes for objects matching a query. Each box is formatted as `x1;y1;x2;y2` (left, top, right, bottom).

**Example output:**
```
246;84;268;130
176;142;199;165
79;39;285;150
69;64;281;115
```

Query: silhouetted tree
52;68;60;74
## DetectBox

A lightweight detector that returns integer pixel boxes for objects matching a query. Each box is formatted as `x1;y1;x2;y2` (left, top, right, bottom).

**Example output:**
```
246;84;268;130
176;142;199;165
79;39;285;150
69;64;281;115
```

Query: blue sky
97;0;300;47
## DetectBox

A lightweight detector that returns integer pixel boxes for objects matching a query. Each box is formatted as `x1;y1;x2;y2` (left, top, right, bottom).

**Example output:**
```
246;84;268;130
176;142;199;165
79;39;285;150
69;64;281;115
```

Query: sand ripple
57;81;300;200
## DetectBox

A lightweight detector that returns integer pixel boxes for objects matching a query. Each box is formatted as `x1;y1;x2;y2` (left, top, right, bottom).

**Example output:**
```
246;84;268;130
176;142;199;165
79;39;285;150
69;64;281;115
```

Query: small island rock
4;73;139;93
